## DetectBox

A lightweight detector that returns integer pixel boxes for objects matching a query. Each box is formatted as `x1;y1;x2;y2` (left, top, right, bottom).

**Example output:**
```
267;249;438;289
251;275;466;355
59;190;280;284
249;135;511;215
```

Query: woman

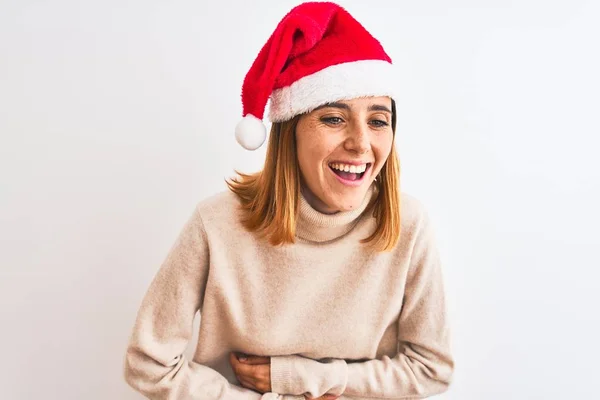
123;2;454;399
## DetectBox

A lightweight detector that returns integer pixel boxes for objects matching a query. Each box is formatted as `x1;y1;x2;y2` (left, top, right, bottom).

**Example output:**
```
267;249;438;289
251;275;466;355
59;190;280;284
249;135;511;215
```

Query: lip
328;163;372;187
328;160;372;166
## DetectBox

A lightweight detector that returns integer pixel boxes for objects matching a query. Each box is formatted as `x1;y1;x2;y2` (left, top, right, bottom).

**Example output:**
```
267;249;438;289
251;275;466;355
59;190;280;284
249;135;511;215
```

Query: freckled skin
295;96;394;214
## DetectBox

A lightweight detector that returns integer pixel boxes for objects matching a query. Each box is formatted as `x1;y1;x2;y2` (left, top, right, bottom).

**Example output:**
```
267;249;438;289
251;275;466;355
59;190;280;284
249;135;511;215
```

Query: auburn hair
226;99;401;252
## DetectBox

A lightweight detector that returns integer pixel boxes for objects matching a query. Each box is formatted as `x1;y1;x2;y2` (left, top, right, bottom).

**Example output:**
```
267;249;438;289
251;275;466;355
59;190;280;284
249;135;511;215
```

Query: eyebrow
368;104;393;114
313;102;350;111
313;102;392;114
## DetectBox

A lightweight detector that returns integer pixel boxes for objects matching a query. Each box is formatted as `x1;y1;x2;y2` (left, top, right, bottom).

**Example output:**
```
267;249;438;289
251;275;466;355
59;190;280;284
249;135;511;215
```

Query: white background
1;0;599;399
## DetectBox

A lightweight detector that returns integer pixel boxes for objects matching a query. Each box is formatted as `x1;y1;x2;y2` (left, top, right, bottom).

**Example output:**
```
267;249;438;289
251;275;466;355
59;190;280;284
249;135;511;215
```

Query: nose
343;122;370;154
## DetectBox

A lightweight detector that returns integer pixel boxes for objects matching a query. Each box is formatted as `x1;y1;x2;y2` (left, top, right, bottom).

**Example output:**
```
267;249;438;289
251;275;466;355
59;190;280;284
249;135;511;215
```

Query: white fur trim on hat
235;114;267;150
268;59;397;122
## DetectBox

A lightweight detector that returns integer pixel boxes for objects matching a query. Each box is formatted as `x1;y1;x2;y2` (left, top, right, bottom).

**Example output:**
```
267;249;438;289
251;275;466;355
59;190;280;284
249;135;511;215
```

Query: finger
232;352;250;363
230;353;249;381
256;380;271;394
256;365;272;392
247;363;270;385
233;359;261;378
238;376;256;391
232;363;257;384
229;352;241;371
241;355;271;365
234;362;271;391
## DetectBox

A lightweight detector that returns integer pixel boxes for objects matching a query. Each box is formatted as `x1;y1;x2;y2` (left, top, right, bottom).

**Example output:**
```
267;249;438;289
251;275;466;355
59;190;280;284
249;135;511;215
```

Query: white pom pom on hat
235;114;267;151
235;2;397;151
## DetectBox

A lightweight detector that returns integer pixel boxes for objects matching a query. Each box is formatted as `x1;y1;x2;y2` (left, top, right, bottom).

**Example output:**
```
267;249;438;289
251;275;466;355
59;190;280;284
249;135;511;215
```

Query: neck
296;184;376;243
300;185;339;215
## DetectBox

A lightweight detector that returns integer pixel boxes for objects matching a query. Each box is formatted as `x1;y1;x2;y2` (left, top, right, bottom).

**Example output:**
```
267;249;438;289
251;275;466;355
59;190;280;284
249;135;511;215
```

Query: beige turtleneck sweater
123;186;454;399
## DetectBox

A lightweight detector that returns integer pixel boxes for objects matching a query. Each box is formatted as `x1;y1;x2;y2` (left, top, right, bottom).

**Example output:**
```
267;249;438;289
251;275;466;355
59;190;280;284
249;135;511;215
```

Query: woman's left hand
229;352;272;393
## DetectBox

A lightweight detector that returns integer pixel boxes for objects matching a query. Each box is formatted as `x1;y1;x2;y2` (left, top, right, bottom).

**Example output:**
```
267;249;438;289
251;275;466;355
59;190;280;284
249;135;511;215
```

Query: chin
328;191;367;211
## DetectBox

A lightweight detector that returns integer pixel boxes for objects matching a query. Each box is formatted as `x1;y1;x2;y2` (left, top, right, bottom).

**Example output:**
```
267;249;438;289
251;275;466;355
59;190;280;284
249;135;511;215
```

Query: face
295;96;394;214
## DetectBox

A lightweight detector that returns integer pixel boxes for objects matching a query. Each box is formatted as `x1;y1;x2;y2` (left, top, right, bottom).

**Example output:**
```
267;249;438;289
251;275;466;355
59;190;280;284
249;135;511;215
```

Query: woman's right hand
305;395;339;400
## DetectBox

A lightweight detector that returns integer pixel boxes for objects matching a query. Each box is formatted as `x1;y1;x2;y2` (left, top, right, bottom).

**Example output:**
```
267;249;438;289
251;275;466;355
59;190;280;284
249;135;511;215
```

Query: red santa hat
235;1;397;150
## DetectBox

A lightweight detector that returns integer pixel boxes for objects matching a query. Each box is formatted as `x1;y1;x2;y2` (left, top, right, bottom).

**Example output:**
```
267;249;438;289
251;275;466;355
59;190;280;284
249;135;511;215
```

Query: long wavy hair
226;99;401;252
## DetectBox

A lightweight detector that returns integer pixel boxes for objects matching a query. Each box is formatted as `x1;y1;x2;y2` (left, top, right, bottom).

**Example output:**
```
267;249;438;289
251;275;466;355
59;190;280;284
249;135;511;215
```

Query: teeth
330;163;368;173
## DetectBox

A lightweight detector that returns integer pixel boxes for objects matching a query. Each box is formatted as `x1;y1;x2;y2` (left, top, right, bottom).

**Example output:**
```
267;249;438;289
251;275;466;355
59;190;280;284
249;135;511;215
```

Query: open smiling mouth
328;162;372;182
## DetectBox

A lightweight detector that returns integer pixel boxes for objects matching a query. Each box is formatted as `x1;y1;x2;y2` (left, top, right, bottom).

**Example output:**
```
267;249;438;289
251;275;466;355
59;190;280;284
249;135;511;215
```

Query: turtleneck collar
296;184;376;243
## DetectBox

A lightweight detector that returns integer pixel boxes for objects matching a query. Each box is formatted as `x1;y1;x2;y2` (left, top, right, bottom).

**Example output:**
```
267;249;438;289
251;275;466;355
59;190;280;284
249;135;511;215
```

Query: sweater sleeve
271;355;348;397
123;206;303;400
269;209;454;399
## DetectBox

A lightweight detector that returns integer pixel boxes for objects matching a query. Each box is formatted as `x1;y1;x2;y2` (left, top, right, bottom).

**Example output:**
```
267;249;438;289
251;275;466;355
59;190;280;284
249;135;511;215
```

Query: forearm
343;346;453;398
271;355;348;398
270;350;452;400
125;345;281;400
